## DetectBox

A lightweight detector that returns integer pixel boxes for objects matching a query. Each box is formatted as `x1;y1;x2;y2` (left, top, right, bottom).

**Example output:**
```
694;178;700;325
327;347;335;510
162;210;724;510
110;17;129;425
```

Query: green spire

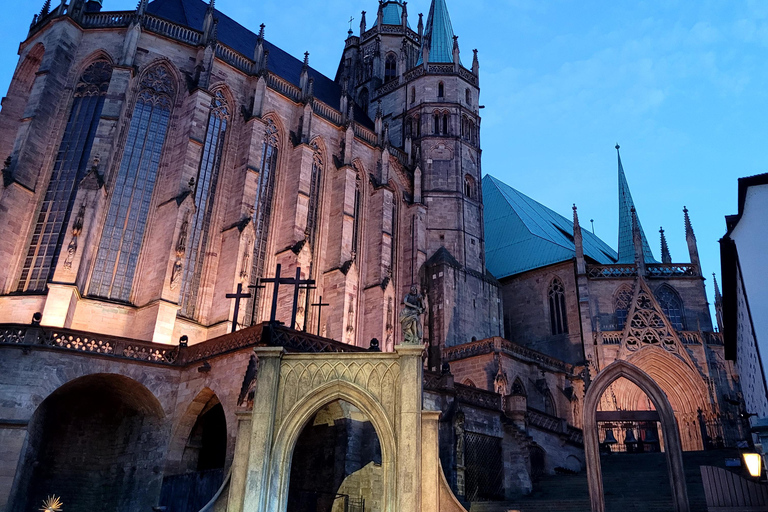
616;144;656;264
417;0;457;65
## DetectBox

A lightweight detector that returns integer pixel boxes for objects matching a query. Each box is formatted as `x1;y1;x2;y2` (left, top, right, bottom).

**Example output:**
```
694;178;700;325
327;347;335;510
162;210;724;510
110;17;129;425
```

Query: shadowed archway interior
287;399;383;512
9;374;166;512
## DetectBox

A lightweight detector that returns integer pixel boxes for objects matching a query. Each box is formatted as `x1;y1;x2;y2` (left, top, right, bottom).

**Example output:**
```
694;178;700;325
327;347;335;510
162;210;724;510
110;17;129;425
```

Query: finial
659;226;671;264
615;143;620;150
207;0;215;12
683;206;694;236
303;51;309;67
258;23;265;41
40;0;51;17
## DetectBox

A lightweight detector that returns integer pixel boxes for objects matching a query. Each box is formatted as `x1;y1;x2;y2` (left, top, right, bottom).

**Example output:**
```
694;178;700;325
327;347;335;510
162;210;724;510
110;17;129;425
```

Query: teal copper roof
483;175;618;279
416;0;458;65
616;146;657;263
381;1;409;27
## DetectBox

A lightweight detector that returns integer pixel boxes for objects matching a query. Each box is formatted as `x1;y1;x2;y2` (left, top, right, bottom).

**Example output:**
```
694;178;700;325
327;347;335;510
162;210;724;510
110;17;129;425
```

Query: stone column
420;410;442;510
396;344;423;512
241;347;284;512
226;410;253;512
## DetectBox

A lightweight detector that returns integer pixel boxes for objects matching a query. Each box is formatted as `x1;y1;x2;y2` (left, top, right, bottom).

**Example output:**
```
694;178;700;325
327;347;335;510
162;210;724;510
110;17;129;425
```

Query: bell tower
337;0;502;361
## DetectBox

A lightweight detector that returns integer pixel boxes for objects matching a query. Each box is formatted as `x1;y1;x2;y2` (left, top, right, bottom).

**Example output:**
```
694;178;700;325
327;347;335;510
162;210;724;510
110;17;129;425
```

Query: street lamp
743;452;763;478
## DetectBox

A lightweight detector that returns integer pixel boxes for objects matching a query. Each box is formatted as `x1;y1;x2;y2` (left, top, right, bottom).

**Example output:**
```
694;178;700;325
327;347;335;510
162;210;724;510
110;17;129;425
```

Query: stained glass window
306;142;323;250
16;60;112;292
384;54;397;83
245;119;279;324
179;91;229;318
548;277;568;335
655;285;685;330
614;286;633;331
352;174;362;255
89;64;175;301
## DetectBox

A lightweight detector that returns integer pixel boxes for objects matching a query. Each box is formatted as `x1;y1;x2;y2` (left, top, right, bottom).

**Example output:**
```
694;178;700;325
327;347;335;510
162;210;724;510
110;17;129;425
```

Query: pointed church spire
660;227;671;264
300;52;310;97
472;48;479;76
683;206;701;271
713;273;724;332
401;1;408;28
360;10;366;36
573;204;585;274
417;0;457;65
417;12;423;38
616;144;656;264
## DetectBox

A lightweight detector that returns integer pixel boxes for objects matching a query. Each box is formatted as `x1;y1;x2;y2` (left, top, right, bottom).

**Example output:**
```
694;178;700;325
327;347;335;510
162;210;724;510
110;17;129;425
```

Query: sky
2;0;766;322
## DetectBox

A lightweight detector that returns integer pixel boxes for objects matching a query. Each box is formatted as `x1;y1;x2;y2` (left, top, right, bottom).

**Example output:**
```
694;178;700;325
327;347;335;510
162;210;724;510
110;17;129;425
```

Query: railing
458;66;478;86
375;76;401;97
81;11;134;28
354;124;378;146
403;66;425;82
647;263;698;277
266;73;302;102
679;331;702;345
443;337;571;373
143;14;202;45
389;146;410;168
215;44;254;74
312;100;343;126
0;324;178;364
528;408;583;445
455;382;502;410
586;265;637;278
704;331;724;345
601;332;622;345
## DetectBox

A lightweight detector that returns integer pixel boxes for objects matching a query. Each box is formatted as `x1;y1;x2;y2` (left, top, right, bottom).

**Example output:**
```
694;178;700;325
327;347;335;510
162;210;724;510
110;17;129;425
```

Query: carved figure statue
399;284;424;344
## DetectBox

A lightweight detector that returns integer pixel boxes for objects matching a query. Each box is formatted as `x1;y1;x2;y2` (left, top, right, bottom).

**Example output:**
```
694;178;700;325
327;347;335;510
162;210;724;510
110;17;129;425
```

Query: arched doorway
287;399;383;512
583;361;689;512
159;393;227;511
9;374;166;512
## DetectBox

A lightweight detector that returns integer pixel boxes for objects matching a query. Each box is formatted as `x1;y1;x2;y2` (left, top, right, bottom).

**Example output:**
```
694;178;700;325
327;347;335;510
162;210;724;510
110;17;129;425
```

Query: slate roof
145;0;373;128
483;175;618;279
416;0;458;65
616;147;657;263
381;1;410;27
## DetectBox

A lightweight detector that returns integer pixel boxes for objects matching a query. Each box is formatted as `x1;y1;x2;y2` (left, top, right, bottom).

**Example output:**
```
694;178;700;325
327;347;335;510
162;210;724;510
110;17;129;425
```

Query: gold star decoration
40;495;63;512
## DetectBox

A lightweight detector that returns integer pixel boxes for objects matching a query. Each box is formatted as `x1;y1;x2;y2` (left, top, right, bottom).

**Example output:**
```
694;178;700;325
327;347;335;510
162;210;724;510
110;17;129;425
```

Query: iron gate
464;432;504;501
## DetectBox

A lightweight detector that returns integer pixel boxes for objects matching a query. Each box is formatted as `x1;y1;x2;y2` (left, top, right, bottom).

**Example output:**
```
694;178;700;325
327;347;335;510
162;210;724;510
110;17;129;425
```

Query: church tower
337;0;501;362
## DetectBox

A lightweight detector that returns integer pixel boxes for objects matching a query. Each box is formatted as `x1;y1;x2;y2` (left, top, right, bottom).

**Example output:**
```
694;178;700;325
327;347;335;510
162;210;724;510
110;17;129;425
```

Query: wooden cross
260;264;316;327
311;296;330;336
226;283;252;333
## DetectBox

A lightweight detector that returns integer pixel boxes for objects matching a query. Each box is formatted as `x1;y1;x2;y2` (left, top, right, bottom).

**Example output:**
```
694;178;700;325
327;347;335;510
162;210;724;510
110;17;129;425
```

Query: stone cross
226;282;251;333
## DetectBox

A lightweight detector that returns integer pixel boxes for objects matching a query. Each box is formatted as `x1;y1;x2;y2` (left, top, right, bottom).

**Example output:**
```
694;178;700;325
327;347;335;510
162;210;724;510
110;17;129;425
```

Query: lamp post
743;452;763;479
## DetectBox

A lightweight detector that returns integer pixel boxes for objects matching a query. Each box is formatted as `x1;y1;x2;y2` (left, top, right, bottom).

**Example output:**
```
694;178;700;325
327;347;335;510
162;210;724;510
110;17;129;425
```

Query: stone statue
399;284;424;344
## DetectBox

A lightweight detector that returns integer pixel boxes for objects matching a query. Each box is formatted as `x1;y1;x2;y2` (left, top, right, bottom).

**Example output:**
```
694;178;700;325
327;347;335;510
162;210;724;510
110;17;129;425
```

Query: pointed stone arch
583;360;689;512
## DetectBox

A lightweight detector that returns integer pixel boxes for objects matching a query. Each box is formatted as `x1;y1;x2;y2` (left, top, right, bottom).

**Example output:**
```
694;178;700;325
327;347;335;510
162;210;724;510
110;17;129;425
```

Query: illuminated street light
743;452;763;478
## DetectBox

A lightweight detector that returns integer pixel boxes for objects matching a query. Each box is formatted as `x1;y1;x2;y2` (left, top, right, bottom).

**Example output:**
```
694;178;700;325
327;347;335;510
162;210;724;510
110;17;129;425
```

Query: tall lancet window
655;284;685;330
306;142;323;250
384;53;397;83
614;286;633;331
16;60;112;292
246;119;279;324
351;173;362;256
548;277;568;335
90;64;175;301
179;91;229;318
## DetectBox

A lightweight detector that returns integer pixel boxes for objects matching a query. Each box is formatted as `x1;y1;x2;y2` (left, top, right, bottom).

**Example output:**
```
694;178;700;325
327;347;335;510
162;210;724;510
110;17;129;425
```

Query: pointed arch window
548;277;568;335
442;112;449;135
433;112;440;135
17;59;112;292
358;87;369;111
543;391;557;416
246;119;280;324
179;90;229;318
465;88;471;106
306;142;323;250
404;116;412;138
90;65;175;301
352;173;362;256
384;53;397;83
511;377;526;396
614;286;633;330
655;285;685;330
438;81;444;98
410;86;416;104
464;174;475;199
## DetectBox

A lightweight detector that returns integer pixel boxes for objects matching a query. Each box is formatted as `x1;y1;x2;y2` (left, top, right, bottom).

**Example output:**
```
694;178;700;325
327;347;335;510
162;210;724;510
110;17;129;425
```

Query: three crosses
226;264;328;334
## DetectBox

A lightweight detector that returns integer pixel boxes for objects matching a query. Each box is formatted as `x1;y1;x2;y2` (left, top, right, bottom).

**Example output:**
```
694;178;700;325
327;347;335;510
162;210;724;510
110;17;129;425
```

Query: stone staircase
468;449;742;512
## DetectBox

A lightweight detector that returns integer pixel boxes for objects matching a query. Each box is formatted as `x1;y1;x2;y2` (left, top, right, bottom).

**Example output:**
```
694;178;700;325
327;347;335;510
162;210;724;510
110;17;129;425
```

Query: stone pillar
396;344;423;512
226;410;253;512
421;410;442;510
241;347;285;512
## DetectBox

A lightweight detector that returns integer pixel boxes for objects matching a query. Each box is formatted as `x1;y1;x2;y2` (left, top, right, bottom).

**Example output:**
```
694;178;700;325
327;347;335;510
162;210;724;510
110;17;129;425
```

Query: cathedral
0;0;746;511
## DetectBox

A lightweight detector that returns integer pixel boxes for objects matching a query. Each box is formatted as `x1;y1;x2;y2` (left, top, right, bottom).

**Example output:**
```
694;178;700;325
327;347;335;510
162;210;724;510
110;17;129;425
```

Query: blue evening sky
2;0;766;321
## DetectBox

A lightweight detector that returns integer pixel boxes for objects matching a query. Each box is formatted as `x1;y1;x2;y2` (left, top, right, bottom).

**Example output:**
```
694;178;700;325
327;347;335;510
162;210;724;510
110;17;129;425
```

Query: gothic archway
269;380;396;512
583;360;689;512
9;374;166;512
